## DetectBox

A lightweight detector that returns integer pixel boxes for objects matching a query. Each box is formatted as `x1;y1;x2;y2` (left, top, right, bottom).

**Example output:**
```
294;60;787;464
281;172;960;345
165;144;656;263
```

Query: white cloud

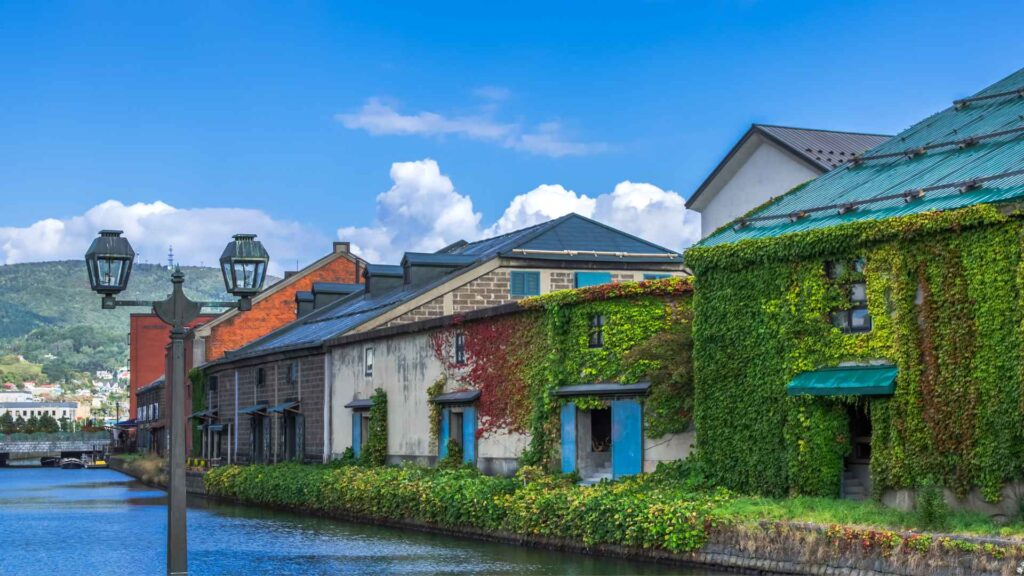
486;184;596;237
338;159;482;262
336;99;608;158
0;200;328;277
339;159;701;263
337;98;514;140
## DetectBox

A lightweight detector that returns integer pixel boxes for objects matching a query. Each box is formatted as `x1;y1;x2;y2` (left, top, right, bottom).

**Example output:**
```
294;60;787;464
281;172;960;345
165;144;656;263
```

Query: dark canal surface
0;467;732;575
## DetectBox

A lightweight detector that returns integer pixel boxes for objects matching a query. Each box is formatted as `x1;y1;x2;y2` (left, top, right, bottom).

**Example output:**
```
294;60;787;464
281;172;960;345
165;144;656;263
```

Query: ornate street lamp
86;230;268;576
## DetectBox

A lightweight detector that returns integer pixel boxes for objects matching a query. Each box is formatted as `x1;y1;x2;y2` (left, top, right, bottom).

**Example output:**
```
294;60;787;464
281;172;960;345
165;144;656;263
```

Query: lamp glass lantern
219;233;269;296
85;230;135;295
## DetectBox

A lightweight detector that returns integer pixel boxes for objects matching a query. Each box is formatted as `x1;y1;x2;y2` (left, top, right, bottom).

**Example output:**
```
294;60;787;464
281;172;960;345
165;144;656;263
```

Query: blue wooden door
560;402;576;474
611;399;642;479
351;412;362;458
462;406;476;464
438;407;450;459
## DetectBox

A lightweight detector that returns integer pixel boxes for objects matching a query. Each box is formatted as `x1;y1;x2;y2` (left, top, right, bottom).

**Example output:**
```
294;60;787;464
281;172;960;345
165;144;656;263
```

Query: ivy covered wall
431;277;695;469
687;204;1024;500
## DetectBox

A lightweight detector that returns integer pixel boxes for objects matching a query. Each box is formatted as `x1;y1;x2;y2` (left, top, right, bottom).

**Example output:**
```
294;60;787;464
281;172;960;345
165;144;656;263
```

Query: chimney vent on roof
333;241;351;254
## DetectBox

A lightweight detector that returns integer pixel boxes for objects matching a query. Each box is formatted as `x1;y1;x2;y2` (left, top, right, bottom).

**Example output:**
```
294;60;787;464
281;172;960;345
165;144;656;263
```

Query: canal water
0;467;732;575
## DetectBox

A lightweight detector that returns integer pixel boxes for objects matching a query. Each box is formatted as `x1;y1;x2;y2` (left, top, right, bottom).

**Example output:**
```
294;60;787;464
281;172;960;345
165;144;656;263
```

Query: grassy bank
205;460;1024;565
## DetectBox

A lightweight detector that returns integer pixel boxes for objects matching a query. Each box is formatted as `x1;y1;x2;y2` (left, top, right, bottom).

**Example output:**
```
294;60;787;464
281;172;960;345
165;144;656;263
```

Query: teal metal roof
699;68;1024;248
787;365;897;397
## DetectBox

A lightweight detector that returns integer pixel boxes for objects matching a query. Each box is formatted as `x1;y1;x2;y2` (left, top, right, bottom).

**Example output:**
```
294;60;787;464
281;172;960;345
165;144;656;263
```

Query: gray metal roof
268;400;299;413
218;214;682;362
757;125;891;171
553;382;651;397
432;389;481;405
345;399;373;410
137;377;165;394
311;282;362;294
401;252;477;267
364;264;403;277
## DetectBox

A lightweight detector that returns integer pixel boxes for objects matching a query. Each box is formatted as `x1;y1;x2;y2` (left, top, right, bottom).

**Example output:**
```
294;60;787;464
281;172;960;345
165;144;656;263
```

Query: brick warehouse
191;241;365;365
129;313;215;416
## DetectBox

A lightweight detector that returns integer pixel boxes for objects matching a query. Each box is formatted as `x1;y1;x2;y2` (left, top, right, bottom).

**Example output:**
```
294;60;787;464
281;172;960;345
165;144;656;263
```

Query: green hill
0;260;237;384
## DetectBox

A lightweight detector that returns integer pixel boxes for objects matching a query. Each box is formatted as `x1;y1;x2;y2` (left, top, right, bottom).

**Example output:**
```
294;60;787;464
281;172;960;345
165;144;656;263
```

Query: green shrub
206;461;725;554
916;477;950;530
437;439;463;469
359;389;388;467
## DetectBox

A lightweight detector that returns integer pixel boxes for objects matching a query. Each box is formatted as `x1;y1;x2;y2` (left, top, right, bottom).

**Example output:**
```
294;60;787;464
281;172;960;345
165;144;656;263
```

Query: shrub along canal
0;467;727;575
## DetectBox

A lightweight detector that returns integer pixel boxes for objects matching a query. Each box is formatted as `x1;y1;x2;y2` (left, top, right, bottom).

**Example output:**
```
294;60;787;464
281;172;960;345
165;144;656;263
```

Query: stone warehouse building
326;277;693;480
202;214;687;467
687;67;1024;513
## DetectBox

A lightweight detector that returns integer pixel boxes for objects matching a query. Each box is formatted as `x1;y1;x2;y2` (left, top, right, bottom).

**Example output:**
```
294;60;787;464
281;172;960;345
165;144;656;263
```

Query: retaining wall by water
109;460;1022;576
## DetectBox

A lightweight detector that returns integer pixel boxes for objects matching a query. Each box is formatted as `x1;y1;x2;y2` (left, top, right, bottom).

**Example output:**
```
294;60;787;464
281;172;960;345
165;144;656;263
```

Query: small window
575;272;612;288
510;271;541;296
364;347;374;377
255;367;265;389
208;376;218;393
588;314;606;348
450;411;464;447
827;258;871;334
454;333;466;365
643;273;671;280
287;361;299;385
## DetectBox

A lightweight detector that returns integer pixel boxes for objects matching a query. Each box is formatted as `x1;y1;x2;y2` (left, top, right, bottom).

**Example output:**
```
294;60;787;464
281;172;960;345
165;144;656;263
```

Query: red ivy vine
430;311;545;437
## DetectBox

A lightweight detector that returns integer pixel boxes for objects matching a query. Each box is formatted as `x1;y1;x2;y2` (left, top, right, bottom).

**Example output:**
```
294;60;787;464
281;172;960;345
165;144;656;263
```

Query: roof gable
699;68;1024;248
688;125;891;210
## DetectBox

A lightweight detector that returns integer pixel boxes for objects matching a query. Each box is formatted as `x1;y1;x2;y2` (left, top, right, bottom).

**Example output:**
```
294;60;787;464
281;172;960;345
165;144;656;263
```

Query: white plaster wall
479;430;530;460
699;138;820;237
643;431;695;473
330;331;444;458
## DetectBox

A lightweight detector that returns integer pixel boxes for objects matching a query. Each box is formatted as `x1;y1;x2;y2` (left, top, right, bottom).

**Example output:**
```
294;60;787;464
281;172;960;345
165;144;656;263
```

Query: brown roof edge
323;302;526;348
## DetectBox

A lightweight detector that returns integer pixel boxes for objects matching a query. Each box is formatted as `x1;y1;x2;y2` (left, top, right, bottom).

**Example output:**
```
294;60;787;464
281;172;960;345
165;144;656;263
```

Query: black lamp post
86;230;269;576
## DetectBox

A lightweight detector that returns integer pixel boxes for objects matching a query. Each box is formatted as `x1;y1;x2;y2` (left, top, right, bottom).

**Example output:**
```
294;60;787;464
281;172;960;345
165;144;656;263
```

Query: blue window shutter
560;402;576;474
351;413;361;458
462;406;476;464
439;407;450;459
510;271;541;296
575;272;612;288
611;399;643;479
643;273;671;280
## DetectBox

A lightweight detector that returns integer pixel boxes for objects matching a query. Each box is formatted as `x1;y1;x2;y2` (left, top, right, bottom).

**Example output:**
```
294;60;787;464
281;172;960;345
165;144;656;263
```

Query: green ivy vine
690;203;1024;500
360;388;388;467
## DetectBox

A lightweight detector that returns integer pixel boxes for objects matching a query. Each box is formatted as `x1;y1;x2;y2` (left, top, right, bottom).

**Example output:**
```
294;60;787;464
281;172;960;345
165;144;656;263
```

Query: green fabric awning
787;365;897;397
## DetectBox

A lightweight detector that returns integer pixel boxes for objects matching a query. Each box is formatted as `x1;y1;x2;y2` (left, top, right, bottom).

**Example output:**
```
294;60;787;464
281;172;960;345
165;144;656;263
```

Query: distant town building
0;391;32;402
0;401;78;421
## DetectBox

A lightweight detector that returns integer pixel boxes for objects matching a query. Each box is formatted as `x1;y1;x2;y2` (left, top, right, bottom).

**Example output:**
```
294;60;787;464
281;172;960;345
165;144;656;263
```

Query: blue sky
1;1;1021;271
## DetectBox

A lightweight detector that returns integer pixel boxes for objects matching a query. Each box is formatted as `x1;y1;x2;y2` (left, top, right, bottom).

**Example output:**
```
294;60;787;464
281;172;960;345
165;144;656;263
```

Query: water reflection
0;468;730;575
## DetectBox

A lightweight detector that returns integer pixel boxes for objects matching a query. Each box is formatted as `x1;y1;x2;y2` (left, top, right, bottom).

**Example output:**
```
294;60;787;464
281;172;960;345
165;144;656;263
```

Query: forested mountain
0;261;233;384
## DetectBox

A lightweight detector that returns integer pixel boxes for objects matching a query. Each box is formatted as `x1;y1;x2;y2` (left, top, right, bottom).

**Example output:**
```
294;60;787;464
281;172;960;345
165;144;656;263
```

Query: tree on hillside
0;412;15;434
37;413;59;433
14;415;26;433
24;414;39;434
58;417;69;432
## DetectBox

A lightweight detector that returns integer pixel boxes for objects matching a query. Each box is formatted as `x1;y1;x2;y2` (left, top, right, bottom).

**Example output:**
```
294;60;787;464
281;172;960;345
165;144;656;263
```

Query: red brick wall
205;254;362;361
129;314;214;415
